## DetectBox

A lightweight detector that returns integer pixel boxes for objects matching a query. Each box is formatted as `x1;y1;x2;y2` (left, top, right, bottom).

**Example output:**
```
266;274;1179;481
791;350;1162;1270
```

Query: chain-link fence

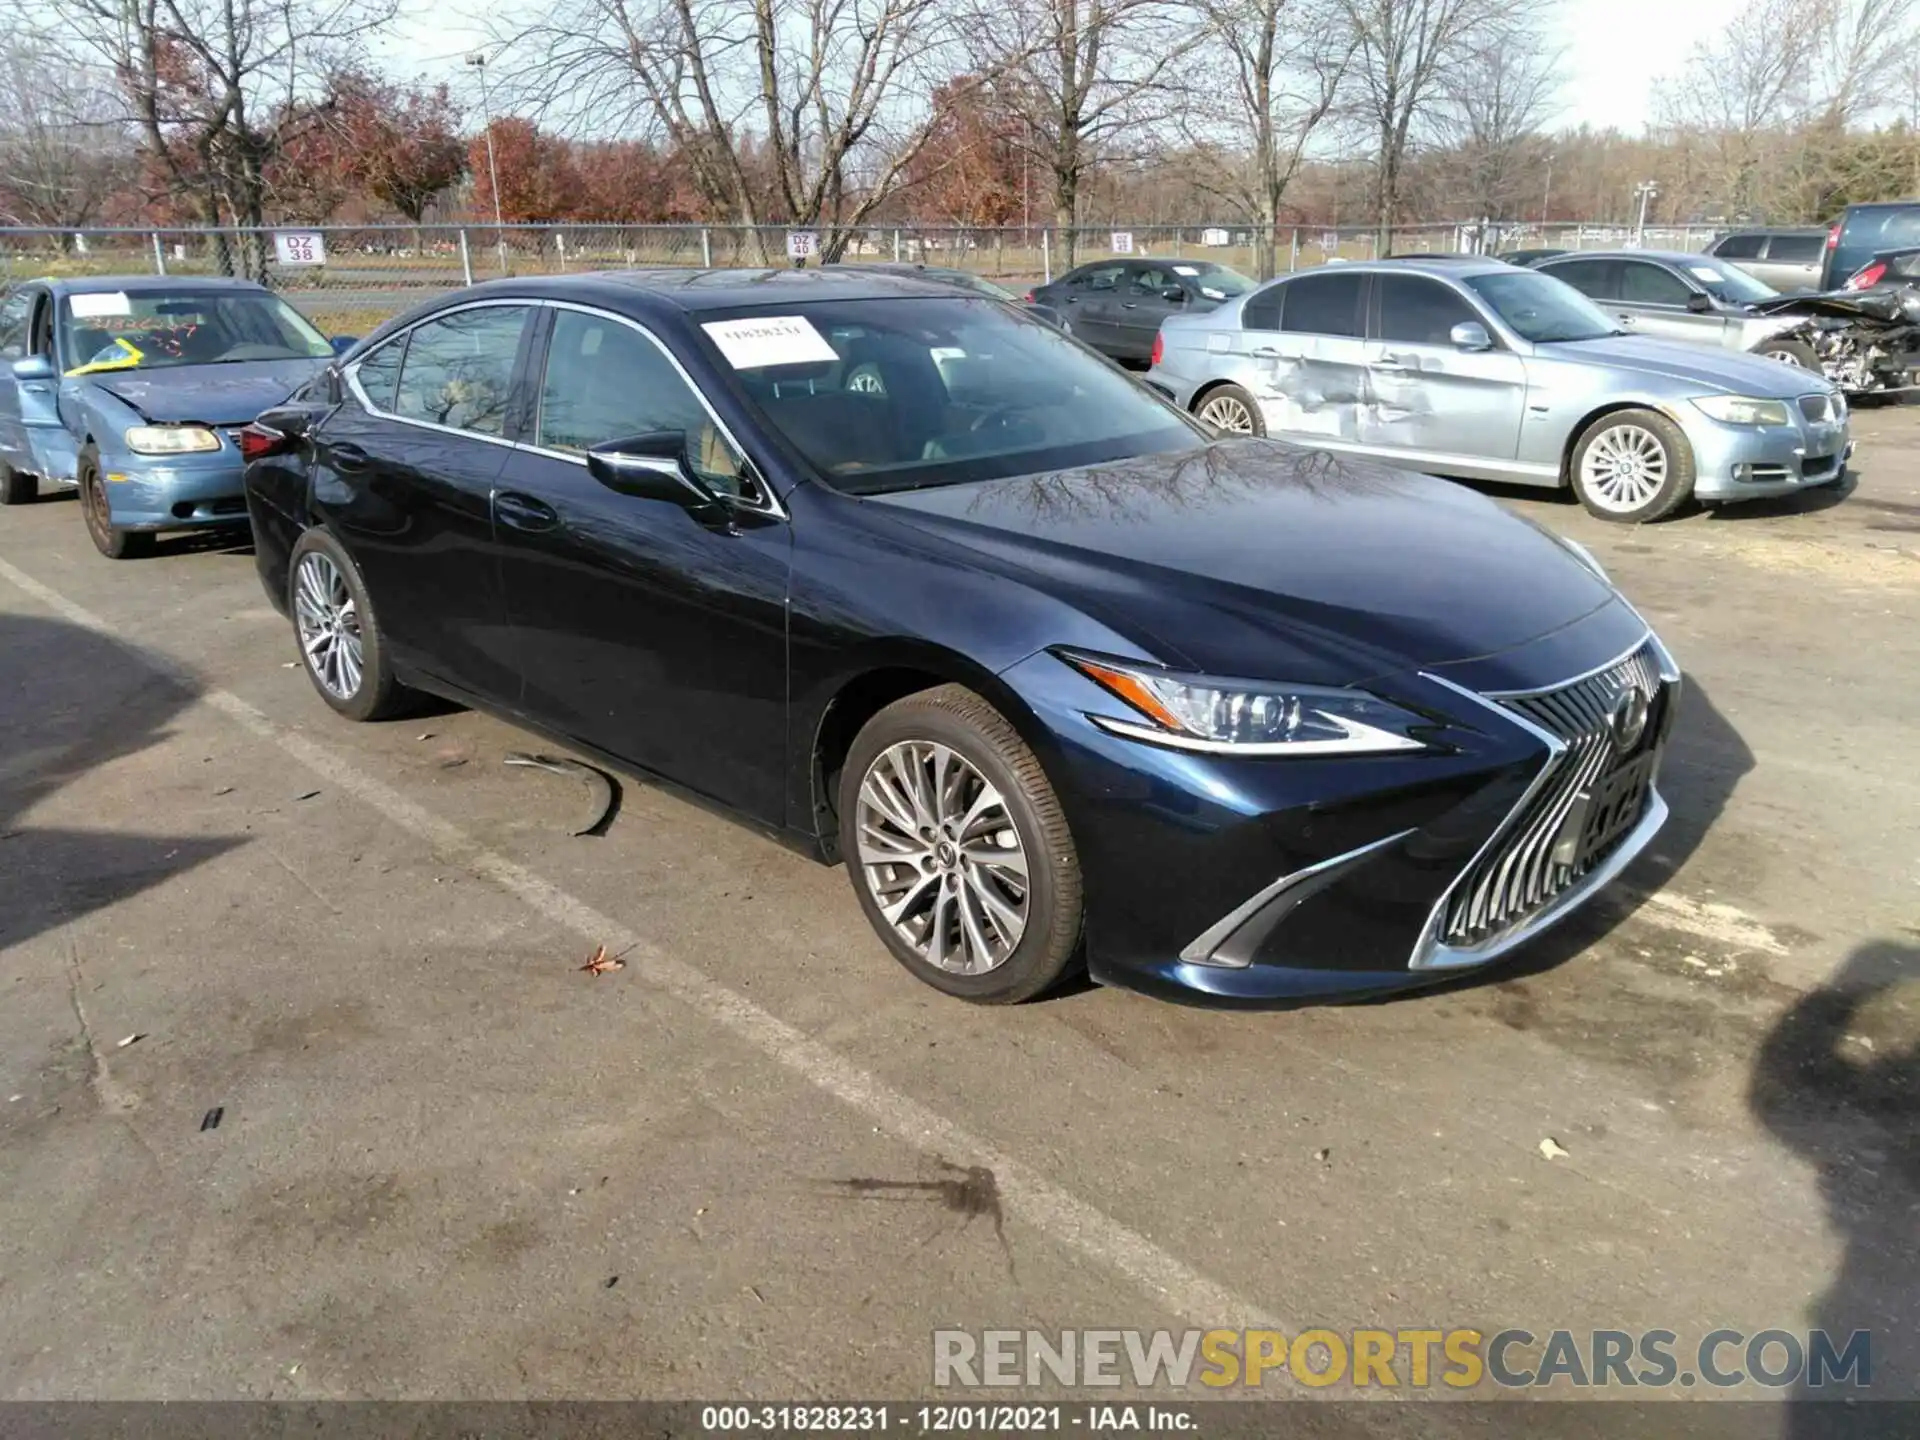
0;220;1730;330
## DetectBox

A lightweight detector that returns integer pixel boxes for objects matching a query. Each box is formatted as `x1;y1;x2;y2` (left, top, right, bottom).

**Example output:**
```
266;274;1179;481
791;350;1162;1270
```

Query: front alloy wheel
839;685;1083;1003
1569;408;1696;523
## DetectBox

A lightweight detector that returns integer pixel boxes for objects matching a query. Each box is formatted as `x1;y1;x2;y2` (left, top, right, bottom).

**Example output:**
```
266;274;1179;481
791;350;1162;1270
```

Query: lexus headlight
1061;652;1431;756
126;425;222;455
1691;395;1790;427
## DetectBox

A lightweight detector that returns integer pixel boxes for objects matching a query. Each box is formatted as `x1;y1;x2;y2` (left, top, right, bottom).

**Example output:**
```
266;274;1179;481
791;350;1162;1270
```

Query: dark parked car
245;268;1680;1007
1495;248;1568;266
1028;258;1256;362
828;262;1063;327
1838;245;1920;291
1821;201;1920;290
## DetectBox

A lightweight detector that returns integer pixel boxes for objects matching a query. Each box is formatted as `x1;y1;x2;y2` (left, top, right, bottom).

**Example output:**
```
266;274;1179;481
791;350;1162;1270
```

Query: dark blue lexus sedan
243;269;1681;1007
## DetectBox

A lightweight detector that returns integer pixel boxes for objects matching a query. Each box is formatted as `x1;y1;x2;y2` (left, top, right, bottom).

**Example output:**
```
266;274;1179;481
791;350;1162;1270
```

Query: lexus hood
864;439;1634;688
88;358;327;427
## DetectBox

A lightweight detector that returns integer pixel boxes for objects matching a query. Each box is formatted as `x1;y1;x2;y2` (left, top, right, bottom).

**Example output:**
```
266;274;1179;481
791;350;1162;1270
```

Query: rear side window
1279;272;1364;337
1713;233;1763;260
1242;284;1283;331
1893;253;1920;280
1620;262;1692;306
392;305;531;436
1376;275;1483;345
1541;258;1618;300
352;340;404;411
1767;234;1824;263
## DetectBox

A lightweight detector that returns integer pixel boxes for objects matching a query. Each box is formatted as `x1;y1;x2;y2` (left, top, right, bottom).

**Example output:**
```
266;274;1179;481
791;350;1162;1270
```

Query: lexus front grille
1438;642;1665;949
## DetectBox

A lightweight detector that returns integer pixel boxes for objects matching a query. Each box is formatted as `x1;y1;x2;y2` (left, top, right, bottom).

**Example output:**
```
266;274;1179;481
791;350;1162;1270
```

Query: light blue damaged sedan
1146;256;1853;524
0;275;352;557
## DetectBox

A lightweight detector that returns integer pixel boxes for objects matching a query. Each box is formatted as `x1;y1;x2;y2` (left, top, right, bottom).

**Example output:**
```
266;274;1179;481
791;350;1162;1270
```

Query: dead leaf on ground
1539;1137;1570;1161
580;945;625;977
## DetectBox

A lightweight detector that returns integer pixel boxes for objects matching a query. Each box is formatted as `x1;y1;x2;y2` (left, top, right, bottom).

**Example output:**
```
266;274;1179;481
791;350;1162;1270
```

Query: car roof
443;266;964;313
1327;256;1512;280
1534;250;1705;265
40;274;270;296
1721;226;1826;236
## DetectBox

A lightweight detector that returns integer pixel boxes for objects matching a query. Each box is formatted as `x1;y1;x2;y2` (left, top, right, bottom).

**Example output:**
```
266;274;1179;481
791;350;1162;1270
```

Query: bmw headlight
1060;652;1431;756
1691;395;1790;427
125;425;222;455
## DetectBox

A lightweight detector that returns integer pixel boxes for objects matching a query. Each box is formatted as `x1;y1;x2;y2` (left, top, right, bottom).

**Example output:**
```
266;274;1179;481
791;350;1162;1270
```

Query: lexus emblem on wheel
1610;684;1652;753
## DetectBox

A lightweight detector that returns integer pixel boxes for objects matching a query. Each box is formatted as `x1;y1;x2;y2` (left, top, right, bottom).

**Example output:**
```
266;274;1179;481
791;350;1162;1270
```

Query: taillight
1022;290;1035;303
238;423;292;461
1847;262;1886;290
1826;225;1840;250
1151;332;1165;368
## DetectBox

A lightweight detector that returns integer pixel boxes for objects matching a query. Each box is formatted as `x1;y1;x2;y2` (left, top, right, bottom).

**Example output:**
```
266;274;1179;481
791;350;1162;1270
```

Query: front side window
1675;256;1775;304
536;308;749;496
1620;262;1694;306
1280;271;1364;337
0;290;31;358
392;305;530;436
1076;265;1125;292
1128;266;1176;298
699;296;1199;496
1465;271;1619;344
1376;275;1484;345
59;289;333;373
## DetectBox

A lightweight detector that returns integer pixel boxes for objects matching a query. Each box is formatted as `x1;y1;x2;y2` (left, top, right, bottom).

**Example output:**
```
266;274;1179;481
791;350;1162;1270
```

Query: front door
1062;264;1128;351
493;304;791;823
1615;260;1730;347
1109;264;1186;360
309;302;535;705
1360;273;1526;474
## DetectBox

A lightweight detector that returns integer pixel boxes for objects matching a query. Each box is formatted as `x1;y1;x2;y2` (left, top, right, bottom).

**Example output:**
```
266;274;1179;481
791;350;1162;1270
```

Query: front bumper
1002;611;1682;1006
100;447;250;530
1683;407;1853;502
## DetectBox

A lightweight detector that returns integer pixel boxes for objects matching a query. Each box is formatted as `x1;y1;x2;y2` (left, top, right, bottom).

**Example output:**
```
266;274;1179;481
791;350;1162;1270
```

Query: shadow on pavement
0;610;247;952
1750;939;1920;1418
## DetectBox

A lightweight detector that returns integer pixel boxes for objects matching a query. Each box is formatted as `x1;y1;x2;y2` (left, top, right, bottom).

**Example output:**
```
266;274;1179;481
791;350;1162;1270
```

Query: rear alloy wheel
288;528;404;721
0;462;36;505
1756;338;1820;372
839;685;1082;1004
1569;409;1696;523
1195;383;1265;437
78;448;153;559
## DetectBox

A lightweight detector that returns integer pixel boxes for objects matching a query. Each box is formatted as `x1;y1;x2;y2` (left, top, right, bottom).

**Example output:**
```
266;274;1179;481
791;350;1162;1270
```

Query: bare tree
8;0;398;273
0;41;137;233
489;0;972;258
1809;0;1919;127
1186;0;1356;276
1435;29;1557;224
1340;0;1534;245
970;0;1203;265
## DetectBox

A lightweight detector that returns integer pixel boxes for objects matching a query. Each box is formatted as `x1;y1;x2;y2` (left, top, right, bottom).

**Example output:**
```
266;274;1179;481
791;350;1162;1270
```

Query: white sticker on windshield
1172;265;1199;276
701;315;838;369
1689;266;1721;282
1200;287;1226;300
69;292;131;318
930;346;967;362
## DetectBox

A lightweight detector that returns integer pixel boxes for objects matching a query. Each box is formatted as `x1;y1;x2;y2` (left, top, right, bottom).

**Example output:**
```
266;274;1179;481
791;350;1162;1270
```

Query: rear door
1759;233;1823;292
491;303;791;821
310;301;536;705
1247;269;1371;447
1360;273;1526;472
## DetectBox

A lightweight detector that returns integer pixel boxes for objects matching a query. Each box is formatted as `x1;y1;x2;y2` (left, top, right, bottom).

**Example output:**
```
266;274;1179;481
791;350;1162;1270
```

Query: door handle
1615;313;1637;326
1250;347;1283;359
328;442;370;473
1375;352;1418;371
1121;302;1140;309
495;490;559;532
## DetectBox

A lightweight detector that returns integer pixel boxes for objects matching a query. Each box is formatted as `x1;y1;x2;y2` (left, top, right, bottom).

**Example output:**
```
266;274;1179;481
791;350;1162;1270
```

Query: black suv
1823;201;1920;290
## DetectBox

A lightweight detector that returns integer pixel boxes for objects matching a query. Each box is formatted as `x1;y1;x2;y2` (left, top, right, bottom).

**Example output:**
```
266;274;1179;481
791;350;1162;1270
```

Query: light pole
467;52;509;275
1633;180;1658;248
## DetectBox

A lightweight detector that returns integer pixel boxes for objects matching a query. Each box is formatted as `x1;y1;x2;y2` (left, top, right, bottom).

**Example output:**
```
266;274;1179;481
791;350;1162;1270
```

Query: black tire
77;447;154;558
838;684;1083;1004
287;527;405;722
1568;408;1696;523
0;463;35;505
1192;382;1266;437
1755;338;1820;374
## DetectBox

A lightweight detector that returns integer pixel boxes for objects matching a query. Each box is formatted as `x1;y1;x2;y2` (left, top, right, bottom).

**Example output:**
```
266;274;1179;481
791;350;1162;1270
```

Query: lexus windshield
62;290;334;373
698;297;1203;495
1466;271;1620;343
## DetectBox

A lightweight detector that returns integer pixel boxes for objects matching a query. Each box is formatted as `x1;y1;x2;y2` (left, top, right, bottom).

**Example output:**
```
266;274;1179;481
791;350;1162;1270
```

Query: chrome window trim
531;300;782;518
1179;827;1418;968
341;297;532;454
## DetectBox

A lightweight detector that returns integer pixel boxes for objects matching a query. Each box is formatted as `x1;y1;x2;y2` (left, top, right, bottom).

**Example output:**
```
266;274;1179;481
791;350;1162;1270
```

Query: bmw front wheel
1569;409;1695;523
288;528;404;721
839;685;1083;1003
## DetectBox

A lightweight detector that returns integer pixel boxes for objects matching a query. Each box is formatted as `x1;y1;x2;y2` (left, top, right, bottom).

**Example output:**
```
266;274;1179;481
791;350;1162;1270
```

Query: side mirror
1686;292;1715;314
11;354;56;382
1449;321;1495;352
256;403;317;441
586;431;726;517
1161;286;1187;303
329;336;360;356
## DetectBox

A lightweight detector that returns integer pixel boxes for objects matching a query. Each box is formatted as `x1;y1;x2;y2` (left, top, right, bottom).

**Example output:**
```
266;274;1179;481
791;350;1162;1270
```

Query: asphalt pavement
0;415;1915;1428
